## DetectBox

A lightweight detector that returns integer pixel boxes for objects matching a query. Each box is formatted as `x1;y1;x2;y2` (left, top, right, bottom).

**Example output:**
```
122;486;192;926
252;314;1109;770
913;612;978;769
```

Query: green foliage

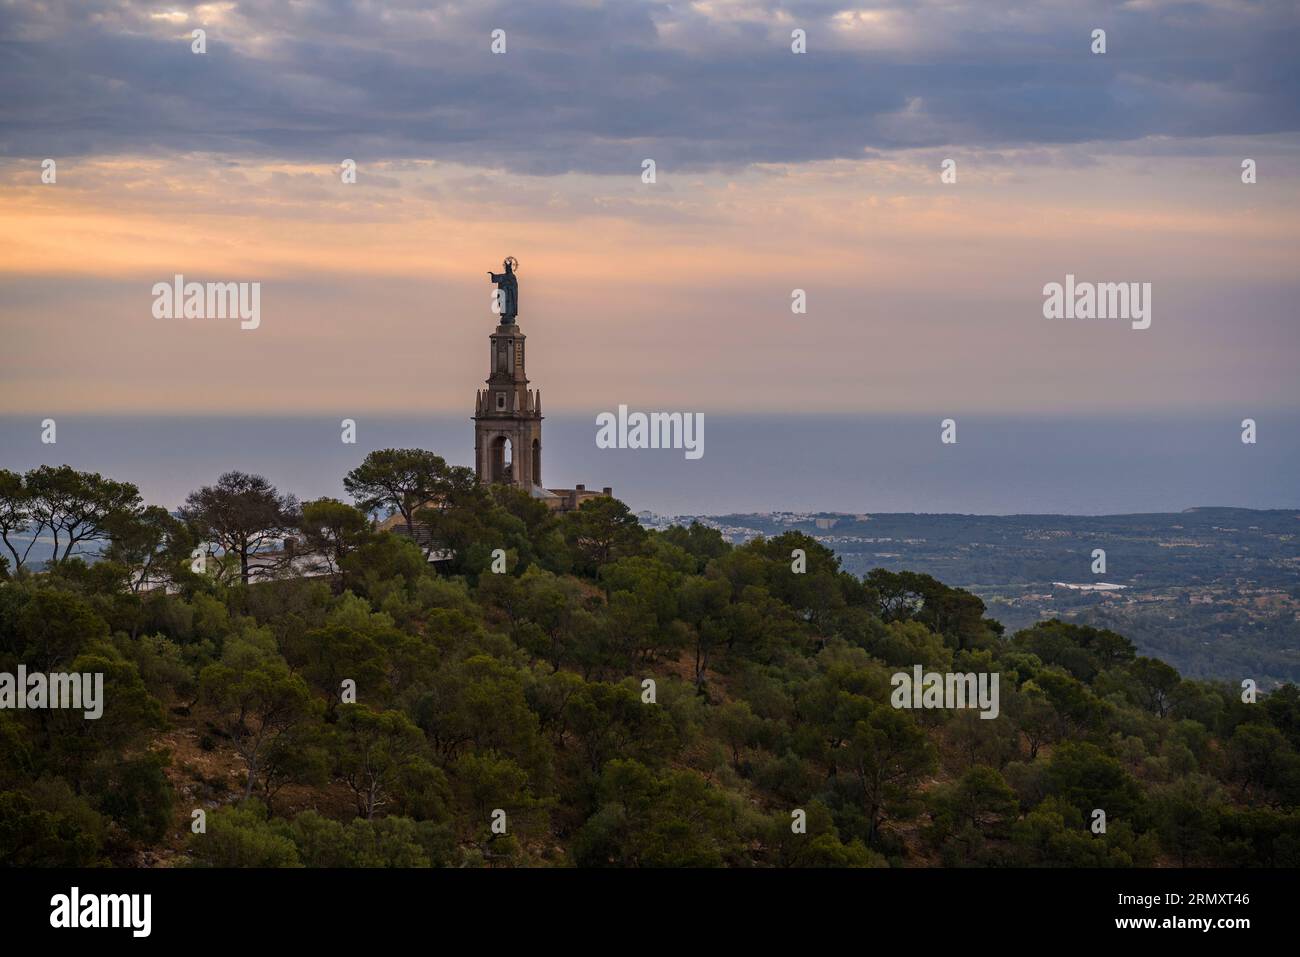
8;453;1298;868
765;801;886;867
562;497;646;574
1045;741;1143;819
331;705;444;819
1010;796;1143;867
1011;620;1136;682
199;655;317;799
572;760;746;867
866;569;1001;651
189;801;301;867
0;783;108;867
179;471;297;586
296;498;372;586
91;751;175;842
8;465;143;570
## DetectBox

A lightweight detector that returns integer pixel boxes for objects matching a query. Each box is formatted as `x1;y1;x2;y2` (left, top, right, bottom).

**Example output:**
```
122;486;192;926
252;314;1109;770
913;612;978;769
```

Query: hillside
660;508;1300;686
2;460;1299;868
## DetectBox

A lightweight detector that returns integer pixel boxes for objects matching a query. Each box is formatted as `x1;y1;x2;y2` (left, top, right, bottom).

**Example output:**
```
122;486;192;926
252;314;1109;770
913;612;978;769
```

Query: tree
339;532;428;600
256;723;329;819
674;573;731;689
283;618;387;719
296;498;372;585
0;786;107;867
478;567;596;672
865;569;999;651
764;800;885;868
841;704;936;845
414;464;487;557
0;587;110;673
343;449;452;554
90;751;175;842
187;801;301;867
20;465;142;567
598;556;686;669
450;750;545;864
1224;723;1293;802
1010;795;1137;867
199;658;316;799
1046;741;1143;819
1128;656;1182;717
563;680;678;773
1152;776;1220;866
489;483;566;569
563;496;645;572
748;531;854;634
946;707;1019;770
103;504;195;594
864;568;928;620
0;469;36;574
285;811;450;867
931;766;1019;836
1005;684;1057;759
1030;670;1108;741
332;706;437;820
1012;620;1135;682
657;521;730;572
572;760;745;867
1262;683;1300;750
414;655;551;778
713;700;764;769
180;471;297;585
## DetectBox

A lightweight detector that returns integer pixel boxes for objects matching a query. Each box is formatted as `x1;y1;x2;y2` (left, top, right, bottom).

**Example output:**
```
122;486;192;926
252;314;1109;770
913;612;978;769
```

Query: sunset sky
2;0;1298;418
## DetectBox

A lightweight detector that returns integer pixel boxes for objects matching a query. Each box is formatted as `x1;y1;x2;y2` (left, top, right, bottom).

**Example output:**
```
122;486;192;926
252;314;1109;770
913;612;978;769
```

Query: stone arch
489;434;513;484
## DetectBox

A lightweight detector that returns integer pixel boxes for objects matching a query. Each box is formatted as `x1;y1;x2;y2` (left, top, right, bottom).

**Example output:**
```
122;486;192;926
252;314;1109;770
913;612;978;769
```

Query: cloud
2;0;1297;172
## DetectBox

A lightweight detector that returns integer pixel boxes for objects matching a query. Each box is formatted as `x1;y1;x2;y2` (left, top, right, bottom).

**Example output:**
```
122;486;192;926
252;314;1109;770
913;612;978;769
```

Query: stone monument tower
474;258;542;489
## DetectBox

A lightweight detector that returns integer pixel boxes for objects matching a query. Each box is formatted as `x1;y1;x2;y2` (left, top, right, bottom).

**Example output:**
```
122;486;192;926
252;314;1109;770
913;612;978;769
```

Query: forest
714;508;1300;685
1;453;1298;868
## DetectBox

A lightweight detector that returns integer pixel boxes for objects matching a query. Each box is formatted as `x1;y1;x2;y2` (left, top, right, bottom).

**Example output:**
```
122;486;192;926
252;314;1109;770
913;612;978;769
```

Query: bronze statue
488;257;519;323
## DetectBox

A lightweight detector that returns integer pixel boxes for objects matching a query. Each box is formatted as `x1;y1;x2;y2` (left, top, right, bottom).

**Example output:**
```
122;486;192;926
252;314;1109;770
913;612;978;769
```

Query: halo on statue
504;256;519;271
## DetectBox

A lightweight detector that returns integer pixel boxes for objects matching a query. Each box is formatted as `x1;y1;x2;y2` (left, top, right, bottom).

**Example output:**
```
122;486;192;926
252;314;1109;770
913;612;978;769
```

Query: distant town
637;506;1300;687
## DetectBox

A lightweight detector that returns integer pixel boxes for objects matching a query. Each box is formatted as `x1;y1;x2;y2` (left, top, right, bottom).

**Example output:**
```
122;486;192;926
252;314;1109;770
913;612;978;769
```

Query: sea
2;412;1296;518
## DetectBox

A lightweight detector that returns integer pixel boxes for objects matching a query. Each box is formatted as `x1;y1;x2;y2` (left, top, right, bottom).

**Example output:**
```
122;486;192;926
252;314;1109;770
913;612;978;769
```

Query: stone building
471;284;611;511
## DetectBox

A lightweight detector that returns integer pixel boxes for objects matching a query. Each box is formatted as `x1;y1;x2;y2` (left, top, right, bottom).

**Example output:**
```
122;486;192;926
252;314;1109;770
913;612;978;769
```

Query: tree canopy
2;452;1297;869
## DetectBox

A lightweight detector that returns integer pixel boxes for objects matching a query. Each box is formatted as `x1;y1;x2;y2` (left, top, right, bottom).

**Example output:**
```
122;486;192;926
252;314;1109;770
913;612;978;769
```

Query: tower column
473;320;543;491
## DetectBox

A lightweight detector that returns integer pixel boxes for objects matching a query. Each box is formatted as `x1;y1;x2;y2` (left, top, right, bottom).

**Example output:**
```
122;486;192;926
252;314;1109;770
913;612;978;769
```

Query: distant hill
654;508;1300;685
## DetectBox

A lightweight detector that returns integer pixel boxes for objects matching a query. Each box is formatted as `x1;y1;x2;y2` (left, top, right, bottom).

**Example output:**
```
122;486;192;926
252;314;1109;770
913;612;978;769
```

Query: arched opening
489;435;513;484
531;438;541;486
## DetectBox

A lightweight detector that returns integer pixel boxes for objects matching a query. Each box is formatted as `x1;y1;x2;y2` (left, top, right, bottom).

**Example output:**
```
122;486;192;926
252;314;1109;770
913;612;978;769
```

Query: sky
1;0;1298;420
